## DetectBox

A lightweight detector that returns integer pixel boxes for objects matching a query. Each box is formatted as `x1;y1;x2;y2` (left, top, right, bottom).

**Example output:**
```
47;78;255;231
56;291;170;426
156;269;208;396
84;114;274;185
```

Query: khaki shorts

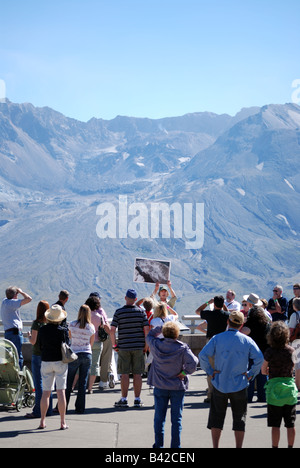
41;361;68;391
117;349;145;375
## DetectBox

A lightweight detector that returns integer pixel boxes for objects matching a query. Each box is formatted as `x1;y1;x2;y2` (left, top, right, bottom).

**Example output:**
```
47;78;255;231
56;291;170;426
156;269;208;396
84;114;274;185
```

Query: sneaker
134;398;144;408
114;398;129;408
99;381;108;391
109;374;115;389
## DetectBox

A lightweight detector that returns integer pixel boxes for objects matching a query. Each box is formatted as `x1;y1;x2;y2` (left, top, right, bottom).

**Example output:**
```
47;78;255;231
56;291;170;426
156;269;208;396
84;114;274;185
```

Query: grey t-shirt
1;298;23;330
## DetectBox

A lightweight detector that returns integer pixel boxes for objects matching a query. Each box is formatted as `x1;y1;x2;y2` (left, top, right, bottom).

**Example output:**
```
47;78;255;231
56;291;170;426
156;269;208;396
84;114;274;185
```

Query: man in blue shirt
199;310;264;448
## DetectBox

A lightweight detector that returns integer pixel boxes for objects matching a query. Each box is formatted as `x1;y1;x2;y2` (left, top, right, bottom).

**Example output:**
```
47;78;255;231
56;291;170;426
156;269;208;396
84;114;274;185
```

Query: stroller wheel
25;394;35;408
16;399;23;412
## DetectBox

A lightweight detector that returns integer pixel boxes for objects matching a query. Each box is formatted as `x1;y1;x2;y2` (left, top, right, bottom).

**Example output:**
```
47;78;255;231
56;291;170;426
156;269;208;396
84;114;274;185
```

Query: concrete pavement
1;368;300;450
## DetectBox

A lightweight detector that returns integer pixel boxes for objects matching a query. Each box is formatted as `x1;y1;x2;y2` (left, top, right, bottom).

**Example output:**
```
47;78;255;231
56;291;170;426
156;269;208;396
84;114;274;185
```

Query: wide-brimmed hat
245;293;263;307
45;304;67;323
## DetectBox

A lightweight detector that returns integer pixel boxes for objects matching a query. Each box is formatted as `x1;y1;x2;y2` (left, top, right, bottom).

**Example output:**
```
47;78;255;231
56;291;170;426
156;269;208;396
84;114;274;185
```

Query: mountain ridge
0;100;299;320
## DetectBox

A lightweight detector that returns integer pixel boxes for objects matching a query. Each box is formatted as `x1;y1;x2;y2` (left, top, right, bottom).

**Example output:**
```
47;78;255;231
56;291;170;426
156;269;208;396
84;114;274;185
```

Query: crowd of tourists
1;281;300;448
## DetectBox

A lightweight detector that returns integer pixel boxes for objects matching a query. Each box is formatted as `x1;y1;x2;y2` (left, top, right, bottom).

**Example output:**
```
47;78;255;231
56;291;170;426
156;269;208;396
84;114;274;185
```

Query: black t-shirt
267;297;288;321
200;308;230;338
244;314;270;353
39;323;68;361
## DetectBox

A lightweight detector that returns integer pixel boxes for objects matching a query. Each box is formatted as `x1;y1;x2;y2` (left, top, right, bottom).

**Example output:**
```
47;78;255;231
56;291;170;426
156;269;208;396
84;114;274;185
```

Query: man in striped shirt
111;289;150;408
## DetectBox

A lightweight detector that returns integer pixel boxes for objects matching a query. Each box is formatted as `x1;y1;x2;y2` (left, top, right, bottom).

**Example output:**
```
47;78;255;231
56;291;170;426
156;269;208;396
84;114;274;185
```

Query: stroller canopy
0;339;19;368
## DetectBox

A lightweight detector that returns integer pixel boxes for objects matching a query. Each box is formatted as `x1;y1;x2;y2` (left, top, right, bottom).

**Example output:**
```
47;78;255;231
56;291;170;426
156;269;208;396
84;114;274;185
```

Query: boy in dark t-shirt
195;296;229;339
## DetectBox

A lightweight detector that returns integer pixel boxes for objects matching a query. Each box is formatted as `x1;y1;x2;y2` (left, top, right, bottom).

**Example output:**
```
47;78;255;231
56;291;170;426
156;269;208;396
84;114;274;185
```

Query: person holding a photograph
152;280;177;309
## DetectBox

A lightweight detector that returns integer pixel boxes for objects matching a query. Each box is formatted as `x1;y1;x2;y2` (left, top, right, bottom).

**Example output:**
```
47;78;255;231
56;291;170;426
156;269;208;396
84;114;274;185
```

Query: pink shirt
91;308;108;342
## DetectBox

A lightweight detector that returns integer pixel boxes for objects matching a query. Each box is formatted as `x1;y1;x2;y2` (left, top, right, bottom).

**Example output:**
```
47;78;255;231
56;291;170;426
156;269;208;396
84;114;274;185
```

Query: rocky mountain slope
0;100;299;320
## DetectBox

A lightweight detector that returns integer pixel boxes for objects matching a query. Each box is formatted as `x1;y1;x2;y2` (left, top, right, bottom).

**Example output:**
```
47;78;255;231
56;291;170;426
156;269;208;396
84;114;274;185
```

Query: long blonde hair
153;302;168;320
76;304;91;329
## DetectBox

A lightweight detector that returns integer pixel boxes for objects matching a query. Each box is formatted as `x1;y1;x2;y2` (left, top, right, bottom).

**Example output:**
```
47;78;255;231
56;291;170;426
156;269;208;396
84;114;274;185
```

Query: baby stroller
0;338;35;411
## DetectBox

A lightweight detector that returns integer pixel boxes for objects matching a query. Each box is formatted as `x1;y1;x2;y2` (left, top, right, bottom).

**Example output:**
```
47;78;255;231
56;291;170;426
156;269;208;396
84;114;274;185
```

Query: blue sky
1;0;300;121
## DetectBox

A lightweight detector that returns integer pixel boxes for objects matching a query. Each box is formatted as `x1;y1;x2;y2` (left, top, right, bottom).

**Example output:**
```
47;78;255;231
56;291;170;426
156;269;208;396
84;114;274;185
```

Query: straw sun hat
45;304;67;323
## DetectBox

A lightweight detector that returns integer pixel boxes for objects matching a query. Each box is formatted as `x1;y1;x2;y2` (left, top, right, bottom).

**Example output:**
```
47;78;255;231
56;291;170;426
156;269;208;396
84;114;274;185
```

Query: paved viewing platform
1;320;300;451
1;367;300;450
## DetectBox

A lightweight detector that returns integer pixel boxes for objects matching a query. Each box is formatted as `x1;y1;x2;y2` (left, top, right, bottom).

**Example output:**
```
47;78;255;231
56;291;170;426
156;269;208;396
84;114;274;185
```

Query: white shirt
225;299;241;312
69;321;95;354
289;311;300;329
151;315;177;337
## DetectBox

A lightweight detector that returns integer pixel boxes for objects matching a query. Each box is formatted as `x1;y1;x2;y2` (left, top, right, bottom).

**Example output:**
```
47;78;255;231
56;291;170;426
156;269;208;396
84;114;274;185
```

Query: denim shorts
117;349;145;375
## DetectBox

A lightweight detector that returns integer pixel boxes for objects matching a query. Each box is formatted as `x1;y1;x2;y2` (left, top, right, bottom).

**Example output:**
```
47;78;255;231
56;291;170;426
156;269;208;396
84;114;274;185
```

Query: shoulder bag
61;342;78;363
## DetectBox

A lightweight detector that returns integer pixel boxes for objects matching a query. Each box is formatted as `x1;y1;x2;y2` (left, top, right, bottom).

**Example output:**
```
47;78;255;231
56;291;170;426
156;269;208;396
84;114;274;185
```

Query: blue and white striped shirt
111;305;149;350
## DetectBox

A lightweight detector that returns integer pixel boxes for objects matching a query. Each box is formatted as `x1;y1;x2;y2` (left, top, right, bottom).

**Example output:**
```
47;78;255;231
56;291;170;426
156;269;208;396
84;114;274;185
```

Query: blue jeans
65;353;92;413
248;358;267;403
248;370;267;402
5;329;23;369
153;387;185;448
31;355;53;417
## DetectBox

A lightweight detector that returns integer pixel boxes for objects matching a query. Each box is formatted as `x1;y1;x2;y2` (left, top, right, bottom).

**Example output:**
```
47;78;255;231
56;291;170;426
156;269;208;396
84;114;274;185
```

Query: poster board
133;258;171;284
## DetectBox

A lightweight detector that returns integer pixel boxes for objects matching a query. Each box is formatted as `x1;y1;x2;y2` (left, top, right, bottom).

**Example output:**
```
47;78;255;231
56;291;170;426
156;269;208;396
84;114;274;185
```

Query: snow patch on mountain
284;179;295;191
276;214;297;236
236;188;246;196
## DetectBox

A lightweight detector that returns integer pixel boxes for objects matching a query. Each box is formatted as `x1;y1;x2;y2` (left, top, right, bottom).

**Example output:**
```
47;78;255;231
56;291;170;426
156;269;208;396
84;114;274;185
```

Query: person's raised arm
195;299;213;315
167;280;176;298
17;288;32;306
167;306;178;320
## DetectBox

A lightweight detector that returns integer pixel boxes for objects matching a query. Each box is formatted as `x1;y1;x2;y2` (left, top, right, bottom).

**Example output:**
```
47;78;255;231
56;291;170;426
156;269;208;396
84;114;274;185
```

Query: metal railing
0;321;33;339
0;317;203;337
181;315;205;334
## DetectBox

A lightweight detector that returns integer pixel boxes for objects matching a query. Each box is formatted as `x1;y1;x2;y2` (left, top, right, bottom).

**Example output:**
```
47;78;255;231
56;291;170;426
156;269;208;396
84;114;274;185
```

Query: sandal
60;424;69;430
